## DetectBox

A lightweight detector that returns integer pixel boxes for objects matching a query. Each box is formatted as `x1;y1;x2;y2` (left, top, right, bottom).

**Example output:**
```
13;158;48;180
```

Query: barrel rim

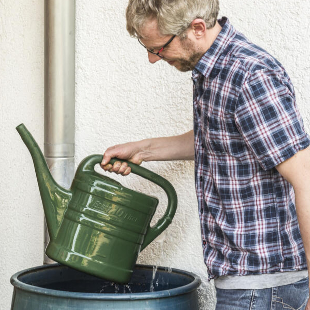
10;263;201;300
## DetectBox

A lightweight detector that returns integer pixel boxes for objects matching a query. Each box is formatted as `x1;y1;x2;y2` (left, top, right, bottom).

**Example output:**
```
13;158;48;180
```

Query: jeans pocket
292;277;309;289
216;289;255;310
275;278;309;310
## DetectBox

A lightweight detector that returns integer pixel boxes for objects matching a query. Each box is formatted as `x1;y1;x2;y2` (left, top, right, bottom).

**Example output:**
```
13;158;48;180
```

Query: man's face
139;19;203;72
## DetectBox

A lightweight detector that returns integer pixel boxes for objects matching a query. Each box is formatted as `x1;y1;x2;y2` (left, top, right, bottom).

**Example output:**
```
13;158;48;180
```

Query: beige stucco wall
1;0;309;309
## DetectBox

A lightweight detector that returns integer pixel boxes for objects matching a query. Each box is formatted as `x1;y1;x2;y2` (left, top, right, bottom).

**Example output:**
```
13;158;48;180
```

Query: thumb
101;153;111;166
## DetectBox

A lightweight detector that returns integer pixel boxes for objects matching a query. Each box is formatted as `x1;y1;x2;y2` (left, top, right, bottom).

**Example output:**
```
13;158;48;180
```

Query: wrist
139;139;153;162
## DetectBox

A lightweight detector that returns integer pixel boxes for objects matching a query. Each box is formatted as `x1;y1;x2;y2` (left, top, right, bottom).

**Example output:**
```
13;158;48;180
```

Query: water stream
149;231;168;292
149;265;158;292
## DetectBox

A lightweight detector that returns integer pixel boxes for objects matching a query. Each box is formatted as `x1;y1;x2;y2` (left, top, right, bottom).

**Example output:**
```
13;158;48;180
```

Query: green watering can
16;124;177;283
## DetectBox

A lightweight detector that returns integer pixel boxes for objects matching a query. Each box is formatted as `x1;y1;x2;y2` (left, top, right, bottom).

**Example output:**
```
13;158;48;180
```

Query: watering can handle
80;155;177;251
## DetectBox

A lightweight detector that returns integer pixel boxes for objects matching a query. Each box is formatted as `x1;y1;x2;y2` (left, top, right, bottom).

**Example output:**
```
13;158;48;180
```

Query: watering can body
16;124;177;283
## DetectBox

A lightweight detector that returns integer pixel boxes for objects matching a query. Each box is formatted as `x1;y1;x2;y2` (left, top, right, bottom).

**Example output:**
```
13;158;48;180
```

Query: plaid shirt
193;17;310;280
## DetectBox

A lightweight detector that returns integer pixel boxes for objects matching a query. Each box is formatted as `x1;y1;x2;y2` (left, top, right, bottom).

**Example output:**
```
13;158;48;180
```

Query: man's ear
190;19;206;38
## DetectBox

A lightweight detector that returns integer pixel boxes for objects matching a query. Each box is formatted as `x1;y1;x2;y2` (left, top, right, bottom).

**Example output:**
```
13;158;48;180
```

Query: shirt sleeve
235;69;310;170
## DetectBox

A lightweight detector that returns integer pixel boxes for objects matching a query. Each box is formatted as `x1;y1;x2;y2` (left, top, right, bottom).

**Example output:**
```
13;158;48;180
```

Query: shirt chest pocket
201;110;262;181
202;111;249;162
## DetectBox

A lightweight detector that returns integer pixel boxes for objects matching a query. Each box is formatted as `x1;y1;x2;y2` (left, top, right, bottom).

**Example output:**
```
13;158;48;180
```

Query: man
101;0;310;308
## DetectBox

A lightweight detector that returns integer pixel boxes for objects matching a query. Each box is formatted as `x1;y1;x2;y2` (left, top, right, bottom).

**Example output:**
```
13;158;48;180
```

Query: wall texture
1;0;309;309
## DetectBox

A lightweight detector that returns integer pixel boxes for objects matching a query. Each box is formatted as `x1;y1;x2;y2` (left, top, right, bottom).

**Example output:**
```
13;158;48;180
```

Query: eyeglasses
138;35;176;58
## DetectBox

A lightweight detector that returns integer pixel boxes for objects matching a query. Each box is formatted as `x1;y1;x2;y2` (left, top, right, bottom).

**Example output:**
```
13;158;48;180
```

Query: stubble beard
173;39;204;72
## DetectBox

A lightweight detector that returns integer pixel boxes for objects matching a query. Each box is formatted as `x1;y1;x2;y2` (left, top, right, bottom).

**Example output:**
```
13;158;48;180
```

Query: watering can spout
16;124;72;241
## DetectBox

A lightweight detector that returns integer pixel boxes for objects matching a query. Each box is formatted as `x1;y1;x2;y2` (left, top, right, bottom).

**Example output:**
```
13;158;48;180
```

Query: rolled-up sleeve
235;70;310;170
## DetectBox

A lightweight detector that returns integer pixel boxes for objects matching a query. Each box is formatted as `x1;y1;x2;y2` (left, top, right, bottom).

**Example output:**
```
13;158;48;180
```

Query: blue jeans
215;277;309;310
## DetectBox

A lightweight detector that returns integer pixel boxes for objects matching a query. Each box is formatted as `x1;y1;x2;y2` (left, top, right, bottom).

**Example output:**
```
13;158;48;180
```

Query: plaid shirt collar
193;17;237;80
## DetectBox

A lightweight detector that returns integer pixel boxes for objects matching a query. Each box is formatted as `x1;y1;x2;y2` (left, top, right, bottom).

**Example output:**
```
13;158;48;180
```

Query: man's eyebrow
139;37;163;50
143;42;163;50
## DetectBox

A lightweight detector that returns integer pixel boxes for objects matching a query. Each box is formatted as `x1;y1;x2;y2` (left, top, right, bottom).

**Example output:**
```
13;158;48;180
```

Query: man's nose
148;52;161;64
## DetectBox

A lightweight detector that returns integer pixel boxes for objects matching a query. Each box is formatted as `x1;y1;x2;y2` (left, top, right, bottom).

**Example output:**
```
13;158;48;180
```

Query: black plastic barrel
10;264;201;309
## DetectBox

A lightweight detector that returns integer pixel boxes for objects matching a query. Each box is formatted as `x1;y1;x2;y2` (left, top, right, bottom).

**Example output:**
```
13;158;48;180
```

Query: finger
116;162;129;175
101;154;111;168
130;156;143;166
109;161;122;173
123;167;131;176
102;163;112;171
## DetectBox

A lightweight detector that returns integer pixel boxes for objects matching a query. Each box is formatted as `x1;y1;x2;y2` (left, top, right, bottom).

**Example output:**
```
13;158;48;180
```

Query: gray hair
126;0;220;38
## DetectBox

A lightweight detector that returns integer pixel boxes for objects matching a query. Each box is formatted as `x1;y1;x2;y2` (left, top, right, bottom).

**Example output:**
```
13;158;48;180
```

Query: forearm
142;130;195;162
294;189;310;277
276;147;310;284
101;130;195;174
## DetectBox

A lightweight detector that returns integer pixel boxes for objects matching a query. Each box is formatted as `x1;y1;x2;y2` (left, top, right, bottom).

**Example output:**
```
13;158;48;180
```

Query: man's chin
178;66;192;72
167;60;192;72
174;62;193;72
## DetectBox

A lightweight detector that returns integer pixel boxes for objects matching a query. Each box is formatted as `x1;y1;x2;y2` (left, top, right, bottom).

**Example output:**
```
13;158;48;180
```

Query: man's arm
101;130;195;175
276;146;310;305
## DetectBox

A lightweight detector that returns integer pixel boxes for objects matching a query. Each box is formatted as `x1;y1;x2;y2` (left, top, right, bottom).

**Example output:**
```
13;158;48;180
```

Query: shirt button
200;176;203;182
197;108;201;116
201;143;204;149
203;240;206;245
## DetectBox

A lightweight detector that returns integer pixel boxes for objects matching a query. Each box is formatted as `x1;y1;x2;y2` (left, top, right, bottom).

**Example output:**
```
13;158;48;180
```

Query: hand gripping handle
78;155;178;251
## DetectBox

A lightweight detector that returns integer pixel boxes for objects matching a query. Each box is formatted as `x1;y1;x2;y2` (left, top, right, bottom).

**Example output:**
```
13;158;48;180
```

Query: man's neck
204;21;222;52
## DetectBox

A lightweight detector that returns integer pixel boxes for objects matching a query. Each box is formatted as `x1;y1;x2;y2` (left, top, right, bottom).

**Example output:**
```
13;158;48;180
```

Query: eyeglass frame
138;35;176;58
